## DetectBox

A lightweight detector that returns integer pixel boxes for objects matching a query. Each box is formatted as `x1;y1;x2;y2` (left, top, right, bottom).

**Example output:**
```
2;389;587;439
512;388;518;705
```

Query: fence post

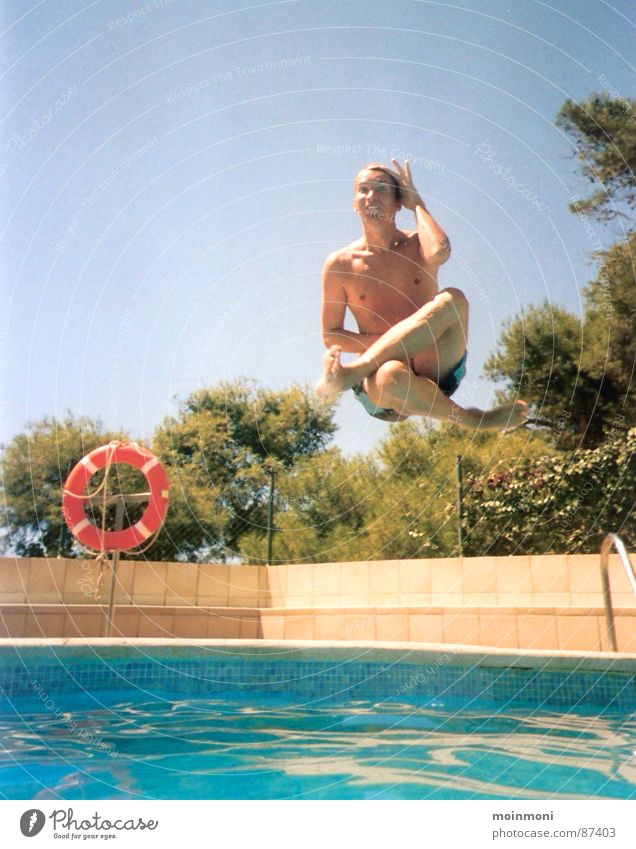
456;455;465;557
266;468;276;565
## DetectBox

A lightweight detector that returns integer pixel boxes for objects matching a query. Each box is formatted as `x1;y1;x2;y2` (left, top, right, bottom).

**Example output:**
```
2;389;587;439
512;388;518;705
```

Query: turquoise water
1;689;635;799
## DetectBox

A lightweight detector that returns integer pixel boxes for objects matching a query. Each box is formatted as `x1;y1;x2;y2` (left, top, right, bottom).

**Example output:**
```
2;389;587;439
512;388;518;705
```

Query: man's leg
365;360;528;429
316;287;468;398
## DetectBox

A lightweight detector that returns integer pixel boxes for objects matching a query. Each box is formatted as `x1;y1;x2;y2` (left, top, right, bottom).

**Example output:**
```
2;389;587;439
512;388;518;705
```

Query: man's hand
391;159;425;211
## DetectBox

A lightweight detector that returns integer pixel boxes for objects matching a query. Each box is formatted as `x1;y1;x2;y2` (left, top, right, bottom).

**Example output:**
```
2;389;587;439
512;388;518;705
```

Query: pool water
1;689;635;800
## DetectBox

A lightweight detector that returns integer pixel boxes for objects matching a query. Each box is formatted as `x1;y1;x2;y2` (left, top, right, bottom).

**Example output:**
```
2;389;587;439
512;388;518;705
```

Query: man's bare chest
344;251;437;325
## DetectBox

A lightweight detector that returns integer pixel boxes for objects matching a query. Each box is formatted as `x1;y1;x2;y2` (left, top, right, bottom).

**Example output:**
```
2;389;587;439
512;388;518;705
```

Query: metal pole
58;462;73;557
455;455;465;557
600;535;618;652
104;496;125;638
266;469;276;565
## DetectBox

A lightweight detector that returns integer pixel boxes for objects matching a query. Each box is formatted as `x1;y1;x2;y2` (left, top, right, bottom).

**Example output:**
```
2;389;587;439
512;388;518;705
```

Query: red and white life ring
62;442;170;552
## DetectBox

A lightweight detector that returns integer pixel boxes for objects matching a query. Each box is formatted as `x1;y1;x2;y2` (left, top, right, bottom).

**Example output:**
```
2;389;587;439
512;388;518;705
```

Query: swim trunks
351;382;401;421
352;352;468;420
437;351;467;398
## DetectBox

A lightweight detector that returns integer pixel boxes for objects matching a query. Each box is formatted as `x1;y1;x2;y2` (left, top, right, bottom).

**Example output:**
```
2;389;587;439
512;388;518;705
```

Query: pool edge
1;637;635;673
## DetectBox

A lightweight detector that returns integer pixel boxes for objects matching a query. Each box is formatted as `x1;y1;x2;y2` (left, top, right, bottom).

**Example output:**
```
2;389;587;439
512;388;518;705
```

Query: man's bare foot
504;400;530;430
315;345;360;400
465;400;529;431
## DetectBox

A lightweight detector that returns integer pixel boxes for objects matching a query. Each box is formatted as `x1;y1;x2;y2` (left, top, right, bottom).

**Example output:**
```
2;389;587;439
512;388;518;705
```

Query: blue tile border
0;646;634;709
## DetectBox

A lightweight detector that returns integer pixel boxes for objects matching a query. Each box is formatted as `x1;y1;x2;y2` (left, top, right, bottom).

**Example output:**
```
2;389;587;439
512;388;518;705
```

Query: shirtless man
315;160;528;429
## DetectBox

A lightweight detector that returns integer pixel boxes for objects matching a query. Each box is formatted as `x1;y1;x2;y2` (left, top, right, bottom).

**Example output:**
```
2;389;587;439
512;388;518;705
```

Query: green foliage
239;448;377;563
0;416;129;556
0;384;336;563
150;381;336;561
486;95;636;448
557;93;636;223
484;301;624;448
240;421;558;564
463;428;636;554
582;232;636;420
364;421;458;558
1;401;632;564
361;421;554;560
484;233;636;448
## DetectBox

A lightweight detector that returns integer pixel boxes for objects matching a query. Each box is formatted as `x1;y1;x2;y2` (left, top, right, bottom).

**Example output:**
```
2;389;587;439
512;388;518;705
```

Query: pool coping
1;638;635;673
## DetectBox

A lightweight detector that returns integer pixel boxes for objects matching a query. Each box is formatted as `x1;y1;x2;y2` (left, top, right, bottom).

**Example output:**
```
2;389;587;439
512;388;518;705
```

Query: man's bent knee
413;287;468;324
373;360;411;387
440;286;468;308
437;287;469;323
364;360;410;404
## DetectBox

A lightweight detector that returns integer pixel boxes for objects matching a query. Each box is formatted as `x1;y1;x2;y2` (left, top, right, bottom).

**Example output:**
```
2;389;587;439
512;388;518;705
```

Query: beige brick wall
1;554;635;651
1;602;634;651
2;554;634;609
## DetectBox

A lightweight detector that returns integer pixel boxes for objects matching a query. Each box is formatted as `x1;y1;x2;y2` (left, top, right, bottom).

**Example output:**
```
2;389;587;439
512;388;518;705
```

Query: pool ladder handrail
600;533;636;652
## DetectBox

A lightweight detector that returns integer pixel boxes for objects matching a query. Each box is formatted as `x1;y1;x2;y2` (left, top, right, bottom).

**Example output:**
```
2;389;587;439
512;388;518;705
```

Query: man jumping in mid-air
315;160;528;429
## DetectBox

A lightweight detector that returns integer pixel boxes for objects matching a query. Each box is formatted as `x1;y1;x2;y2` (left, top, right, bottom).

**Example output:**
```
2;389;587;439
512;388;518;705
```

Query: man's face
353;169;401;221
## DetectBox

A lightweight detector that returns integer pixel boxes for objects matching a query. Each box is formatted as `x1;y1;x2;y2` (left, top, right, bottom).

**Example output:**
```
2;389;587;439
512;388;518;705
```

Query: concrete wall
1;555;635;651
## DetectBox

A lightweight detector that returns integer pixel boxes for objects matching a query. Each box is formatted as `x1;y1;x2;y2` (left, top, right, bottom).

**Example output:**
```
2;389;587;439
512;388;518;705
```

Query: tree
151;381;336;561
557;93;636;223
582;232;636;421
239;421;550;565
238;448;377;564
0;416;129;556
483;302;621;448
485;95;636;446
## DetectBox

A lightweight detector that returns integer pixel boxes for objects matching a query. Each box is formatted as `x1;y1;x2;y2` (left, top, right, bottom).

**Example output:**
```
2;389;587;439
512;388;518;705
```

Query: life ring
62;442;170;552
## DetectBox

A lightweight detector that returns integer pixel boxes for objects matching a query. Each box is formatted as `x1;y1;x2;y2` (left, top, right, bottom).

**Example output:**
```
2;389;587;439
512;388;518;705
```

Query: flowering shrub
463;429;635;554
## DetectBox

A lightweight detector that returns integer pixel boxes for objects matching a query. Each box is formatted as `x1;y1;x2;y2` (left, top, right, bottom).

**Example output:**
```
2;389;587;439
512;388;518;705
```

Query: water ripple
1;693;634;799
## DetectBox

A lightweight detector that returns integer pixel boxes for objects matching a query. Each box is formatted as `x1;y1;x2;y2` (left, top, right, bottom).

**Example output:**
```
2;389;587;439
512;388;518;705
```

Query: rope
94;552;108;602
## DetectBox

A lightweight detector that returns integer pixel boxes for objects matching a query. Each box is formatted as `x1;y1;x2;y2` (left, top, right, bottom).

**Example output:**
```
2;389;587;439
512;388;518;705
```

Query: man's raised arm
391;159;451;267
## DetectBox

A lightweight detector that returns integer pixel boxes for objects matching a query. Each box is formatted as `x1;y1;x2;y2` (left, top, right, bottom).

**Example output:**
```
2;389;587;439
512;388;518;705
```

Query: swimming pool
1;641;635;800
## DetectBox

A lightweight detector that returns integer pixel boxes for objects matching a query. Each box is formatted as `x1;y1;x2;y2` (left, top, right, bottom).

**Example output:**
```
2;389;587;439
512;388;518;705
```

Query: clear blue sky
2;0;635;455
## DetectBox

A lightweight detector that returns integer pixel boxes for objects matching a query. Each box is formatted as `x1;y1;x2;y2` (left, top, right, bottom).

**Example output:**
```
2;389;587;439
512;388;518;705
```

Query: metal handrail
599;533;636;652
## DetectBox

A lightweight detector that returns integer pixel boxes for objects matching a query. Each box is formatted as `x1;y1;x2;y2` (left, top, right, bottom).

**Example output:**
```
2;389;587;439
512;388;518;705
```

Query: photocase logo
20;809;46;837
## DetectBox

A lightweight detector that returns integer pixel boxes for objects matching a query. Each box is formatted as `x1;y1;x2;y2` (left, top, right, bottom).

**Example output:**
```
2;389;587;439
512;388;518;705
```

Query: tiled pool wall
1;555;636;651
1;644;635;710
